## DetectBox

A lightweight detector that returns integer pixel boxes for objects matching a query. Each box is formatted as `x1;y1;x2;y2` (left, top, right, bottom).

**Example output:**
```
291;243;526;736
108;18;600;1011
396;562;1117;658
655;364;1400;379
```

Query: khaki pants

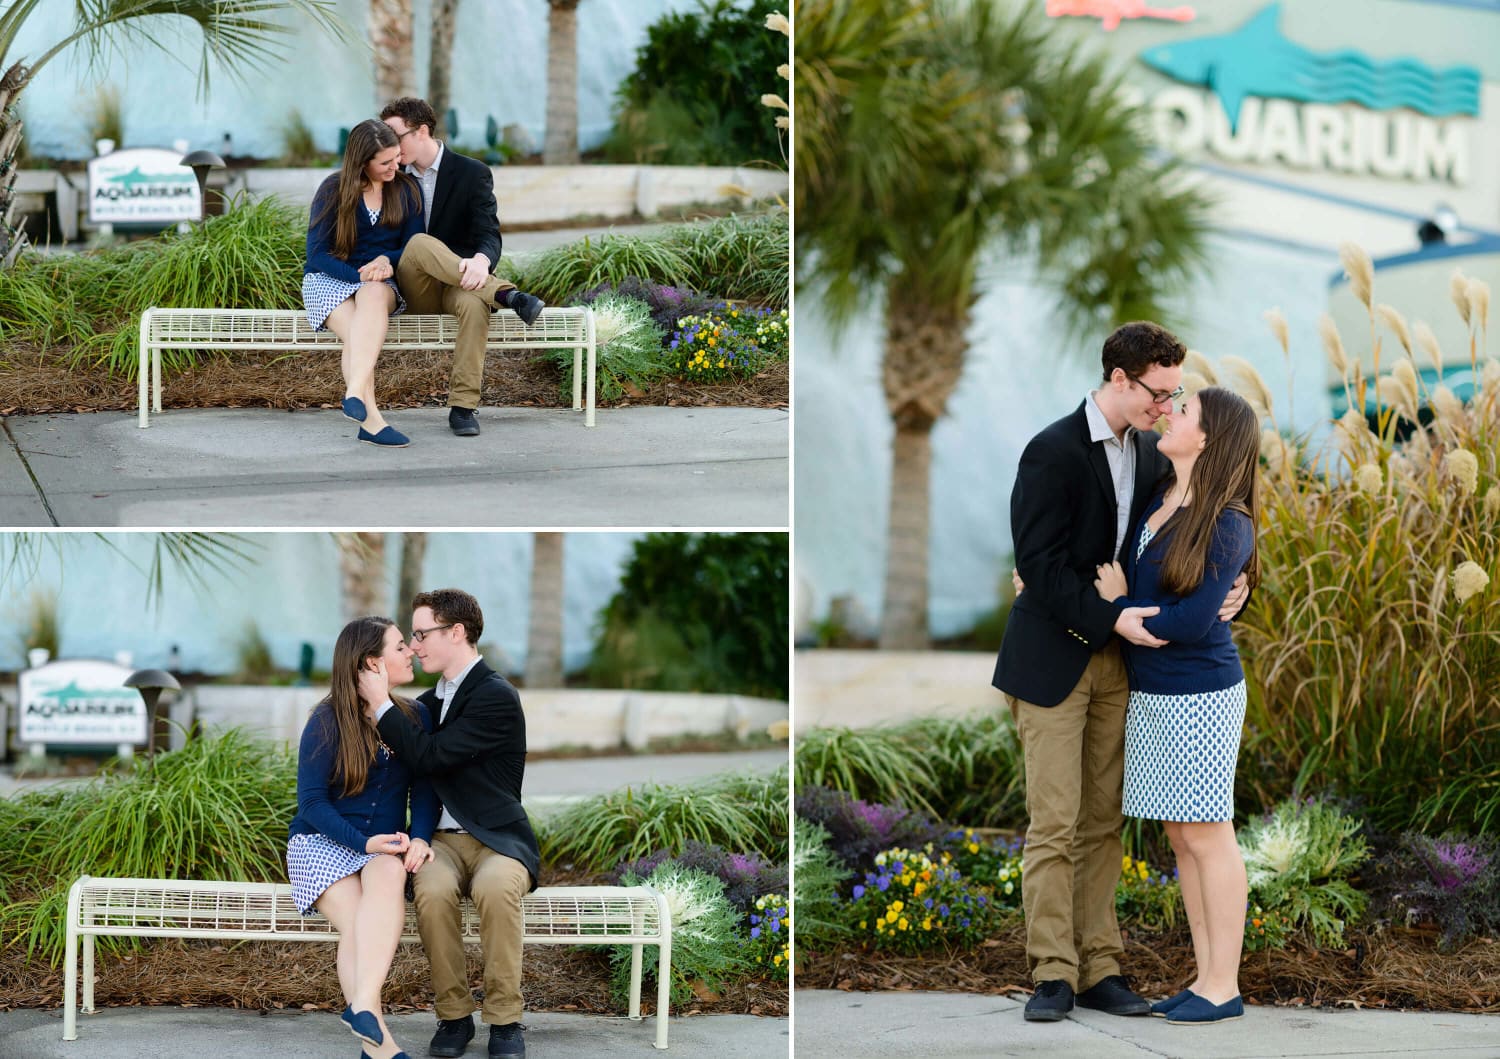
396;234;518;410
1008;641;1129;992
413;831;530;1024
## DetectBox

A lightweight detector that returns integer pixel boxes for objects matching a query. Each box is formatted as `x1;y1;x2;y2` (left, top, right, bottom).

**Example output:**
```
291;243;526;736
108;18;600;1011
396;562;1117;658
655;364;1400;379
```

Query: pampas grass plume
1264;308;1289;354
1392;359;1420;409
1443;448;1479;497
1319;314;1349;377
1413;321;1443;376
1184;350;1218;384
1451;268;1472;327
1466;278;1490;335
1453;561;1490;604
1340;243;1374;309
1220;354;1274;418
1353;463;1382;494
1376;304;1412;357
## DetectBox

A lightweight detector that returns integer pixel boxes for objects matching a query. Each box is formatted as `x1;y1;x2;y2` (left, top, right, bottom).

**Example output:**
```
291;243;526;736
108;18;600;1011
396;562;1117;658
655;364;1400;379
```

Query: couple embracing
286;588;535;1059
996;322;1262;1027
303;97;547;448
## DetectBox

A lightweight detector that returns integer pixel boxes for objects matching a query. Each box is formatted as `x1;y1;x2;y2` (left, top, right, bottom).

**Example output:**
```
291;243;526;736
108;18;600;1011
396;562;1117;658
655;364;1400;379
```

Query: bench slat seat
137;305;598;428
63;874;669;1048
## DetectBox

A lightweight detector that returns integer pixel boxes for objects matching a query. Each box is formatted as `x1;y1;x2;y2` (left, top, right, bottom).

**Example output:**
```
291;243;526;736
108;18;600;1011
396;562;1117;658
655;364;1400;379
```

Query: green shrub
538;768;788;870
1116;853;1181;933
610;862;751;1005
794;713;1025;827
605;0;786;166
1238;797;1369;949
667;307;783;382
841;845;1001;955
1228;264;1499;834
588;533;788;700
0;730;297;965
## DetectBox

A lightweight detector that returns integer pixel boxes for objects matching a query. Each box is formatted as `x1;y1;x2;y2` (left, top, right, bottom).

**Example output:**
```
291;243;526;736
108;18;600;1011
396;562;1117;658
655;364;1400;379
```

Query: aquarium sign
18;660;146;744
87;147;201;224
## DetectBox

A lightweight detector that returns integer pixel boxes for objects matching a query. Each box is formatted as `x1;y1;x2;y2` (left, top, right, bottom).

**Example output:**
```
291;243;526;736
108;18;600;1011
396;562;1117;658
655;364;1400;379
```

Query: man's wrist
470;253;489;272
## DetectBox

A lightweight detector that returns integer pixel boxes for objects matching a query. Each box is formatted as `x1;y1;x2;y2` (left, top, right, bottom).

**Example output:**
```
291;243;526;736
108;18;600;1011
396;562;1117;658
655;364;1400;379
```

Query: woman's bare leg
324;282;397;432
312;874;362;1006
1164;820;1211;993
1176;821;1246;1005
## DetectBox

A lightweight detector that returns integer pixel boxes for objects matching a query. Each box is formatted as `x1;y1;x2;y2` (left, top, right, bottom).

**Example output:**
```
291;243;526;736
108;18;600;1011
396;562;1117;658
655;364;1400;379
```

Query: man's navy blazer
991;401;1170;708
424;149;503;269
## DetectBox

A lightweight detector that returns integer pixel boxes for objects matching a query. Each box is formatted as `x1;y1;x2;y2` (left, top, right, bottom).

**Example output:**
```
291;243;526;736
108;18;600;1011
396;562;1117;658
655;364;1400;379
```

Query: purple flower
852;884;866;899
750;926;761;939
923;898;934;909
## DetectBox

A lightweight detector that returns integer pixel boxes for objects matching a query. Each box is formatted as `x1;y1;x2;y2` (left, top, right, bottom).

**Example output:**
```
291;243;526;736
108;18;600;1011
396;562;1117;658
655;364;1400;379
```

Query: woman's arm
305;178;361;283
387;181;424;270
1120;512;1254;643
295;711;373;852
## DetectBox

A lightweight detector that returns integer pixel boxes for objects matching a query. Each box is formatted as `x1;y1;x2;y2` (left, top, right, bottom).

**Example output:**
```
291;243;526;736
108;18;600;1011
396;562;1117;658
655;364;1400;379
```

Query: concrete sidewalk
0;405;788;527
794;990;1500;1058
0;1005;788;1058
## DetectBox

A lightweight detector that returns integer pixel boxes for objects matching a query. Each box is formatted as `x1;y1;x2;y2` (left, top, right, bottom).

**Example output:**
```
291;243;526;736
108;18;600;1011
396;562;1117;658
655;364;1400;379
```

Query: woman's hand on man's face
358;659;391;715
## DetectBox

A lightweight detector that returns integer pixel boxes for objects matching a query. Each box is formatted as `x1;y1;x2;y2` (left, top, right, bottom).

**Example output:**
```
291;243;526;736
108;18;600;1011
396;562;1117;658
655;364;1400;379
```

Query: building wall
0;533;638;675
11;0;710;160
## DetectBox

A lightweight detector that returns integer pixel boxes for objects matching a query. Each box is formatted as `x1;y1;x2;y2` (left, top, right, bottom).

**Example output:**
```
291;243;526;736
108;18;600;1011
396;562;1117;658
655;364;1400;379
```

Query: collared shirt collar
437;653;482;704
1085;390;1133;447
407;140;445;178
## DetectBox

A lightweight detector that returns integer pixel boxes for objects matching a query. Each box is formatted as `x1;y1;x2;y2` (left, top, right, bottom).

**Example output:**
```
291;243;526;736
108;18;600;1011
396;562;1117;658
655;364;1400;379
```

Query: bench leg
628;943;643;1020
152;346;163;414
572;345;582;412
82;935;95;1013
654;937;670;1049
63;924;78;1040
586;337;596;428
137;311;151;428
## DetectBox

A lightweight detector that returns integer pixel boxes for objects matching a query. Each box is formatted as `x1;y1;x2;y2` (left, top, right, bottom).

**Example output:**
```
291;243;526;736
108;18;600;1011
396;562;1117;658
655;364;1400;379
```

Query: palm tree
543;0;581;164
395;532;427;619
0;0;344;266
334;533;386;619
368;0;414;102
526;532;564;686
427;0;460;138
796;0;1212;648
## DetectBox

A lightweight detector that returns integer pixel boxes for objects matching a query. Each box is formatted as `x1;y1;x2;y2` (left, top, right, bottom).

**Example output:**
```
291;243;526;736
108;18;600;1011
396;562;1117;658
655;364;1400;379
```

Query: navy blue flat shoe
340;1005;383;1045
341;396;368;423
358;425;410;447
1166;994;1244;1025
1150;989;1196;1017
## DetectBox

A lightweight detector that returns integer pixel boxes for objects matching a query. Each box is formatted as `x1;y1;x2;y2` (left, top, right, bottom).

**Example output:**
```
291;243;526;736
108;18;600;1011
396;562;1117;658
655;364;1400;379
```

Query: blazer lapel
440;658;491;728
429;153;458;231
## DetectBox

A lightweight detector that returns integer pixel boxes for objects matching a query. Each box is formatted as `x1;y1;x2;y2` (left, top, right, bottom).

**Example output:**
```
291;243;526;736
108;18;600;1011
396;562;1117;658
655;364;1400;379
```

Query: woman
287;617;438;1059
1093;386;1260;1027
304;118;424;447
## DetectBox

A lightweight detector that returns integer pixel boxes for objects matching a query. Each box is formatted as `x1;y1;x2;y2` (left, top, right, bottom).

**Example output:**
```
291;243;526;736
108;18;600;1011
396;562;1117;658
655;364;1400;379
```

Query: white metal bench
64;874;671;1049
136;305;598;429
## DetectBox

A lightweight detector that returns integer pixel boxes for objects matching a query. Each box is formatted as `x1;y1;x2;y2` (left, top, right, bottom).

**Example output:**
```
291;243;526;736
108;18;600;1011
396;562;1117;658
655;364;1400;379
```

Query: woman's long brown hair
315;119;420;261
1154;386;1261;597
320;616;418;797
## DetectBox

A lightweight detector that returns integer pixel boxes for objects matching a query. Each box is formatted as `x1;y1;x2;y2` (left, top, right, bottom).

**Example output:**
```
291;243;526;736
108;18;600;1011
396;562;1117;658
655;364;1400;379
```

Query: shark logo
1139;3;1480;132
108;167;195;188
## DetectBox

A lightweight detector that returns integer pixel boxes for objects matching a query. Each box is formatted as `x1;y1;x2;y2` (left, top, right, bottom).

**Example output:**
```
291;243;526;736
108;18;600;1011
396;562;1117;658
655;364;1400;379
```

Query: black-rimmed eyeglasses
1125;374;1185;406
410;623;454;643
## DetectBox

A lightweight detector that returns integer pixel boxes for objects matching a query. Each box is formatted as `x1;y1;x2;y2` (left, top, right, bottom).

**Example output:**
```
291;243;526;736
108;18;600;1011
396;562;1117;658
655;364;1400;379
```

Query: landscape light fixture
125;668;181;753
179;149;226;220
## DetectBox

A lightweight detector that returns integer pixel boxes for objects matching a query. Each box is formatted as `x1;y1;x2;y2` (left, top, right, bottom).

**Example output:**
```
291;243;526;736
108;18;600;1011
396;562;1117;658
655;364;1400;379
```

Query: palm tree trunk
527;532;565;686
0;64;32;268
543;0;581;165
335;533;387;620
370;0;416;102
427;0;460;139
877;285;971;650
396;532;428;619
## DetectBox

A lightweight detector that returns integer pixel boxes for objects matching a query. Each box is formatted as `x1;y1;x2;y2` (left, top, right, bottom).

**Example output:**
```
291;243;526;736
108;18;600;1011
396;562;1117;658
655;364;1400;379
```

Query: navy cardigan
1116;495;1254;696
304;173;423;284
288;700;439;853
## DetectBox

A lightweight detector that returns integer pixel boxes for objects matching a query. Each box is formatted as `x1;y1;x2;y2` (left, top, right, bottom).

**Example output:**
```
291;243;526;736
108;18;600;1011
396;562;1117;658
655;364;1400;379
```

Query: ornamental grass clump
1228;256;1500;834
841;846;999;955
610;862;750;1005
1238;798;1369;949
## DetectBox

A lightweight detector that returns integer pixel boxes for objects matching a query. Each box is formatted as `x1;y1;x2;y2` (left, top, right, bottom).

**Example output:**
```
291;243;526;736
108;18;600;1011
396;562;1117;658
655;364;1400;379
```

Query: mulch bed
0;344;789;416
0;867;787;1019
800;924;1500;1013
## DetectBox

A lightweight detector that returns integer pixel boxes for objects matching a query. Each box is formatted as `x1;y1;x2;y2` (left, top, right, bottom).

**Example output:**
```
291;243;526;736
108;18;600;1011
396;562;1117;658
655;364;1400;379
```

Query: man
364;588;538;1058
993;321;1246;1023
380;97;546;437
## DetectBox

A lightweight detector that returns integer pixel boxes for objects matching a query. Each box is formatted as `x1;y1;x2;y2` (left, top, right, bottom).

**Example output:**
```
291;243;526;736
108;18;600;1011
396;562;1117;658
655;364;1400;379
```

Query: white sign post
18;659;147;762
86;147;203;226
